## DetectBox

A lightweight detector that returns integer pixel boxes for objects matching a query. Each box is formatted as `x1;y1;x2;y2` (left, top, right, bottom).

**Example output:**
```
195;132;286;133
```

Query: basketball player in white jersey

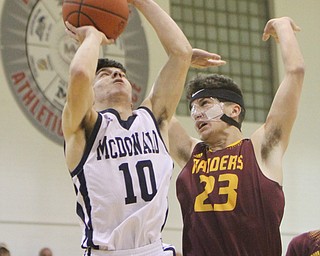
62;0;225;255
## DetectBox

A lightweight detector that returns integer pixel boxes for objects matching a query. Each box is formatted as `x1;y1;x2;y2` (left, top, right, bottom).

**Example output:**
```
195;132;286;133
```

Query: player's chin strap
220;114;242;131
190;88;244;131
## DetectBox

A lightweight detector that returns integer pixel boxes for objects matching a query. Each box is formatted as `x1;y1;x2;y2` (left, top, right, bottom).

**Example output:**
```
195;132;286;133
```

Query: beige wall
0;0;319;255
272;0;320;250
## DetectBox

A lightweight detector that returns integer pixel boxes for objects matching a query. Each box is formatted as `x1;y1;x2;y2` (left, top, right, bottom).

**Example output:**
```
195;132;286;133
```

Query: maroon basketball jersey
286;230;320;256
176;139;285;256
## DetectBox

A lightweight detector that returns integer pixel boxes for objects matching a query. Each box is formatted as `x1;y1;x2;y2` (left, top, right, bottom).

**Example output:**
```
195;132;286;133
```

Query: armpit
261;126;282;160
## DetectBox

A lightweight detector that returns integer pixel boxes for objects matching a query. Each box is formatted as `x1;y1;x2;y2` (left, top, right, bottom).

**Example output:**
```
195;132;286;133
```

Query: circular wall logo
0;0;149;145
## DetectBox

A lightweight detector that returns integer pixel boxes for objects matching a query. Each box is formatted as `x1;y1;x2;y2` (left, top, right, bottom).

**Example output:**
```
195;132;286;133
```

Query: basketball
62;0;129;39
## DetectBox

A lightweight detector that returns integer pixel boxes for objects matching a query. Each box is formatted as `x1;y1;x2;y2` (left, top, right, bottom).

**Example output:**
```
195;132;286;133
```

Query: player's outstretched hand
64;21;114;45
262;17;301;43
191;48;226;69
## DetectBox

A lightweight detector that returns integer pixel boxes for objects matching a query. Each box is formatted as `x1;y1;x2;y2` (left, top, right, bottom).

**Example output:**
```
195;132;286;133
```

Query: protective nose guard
191;102;224;121
190;98;242;131
189;88;244;130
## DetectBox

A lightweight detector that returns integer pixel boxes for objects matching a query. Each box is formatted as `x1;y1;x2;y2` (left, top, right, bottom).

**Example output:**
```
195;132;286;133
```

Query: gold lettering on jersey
192;152;243;212
194;153;203;158
194;173;239;212
192;155;243;174
311;251;320;256
96;130;160;160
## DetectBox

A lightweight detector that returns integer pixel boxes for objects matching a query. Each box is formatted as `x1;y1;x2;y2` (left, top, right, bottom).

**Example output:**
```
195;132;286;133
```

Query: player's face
191;97;226;140
190;97;224;121
93;67;132;103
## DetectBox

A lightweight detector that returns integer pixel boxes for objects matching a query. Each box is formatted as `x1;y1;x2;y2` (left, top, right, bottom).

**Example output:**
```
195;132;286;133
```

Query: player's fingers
293;25;301;32
65;21;76;32
65;28;76;38
262;33;270;41
207;53;222;60
193;49;222;60
102;37;115;45
191;59;226;69
203;59;226;67
210;59;227;66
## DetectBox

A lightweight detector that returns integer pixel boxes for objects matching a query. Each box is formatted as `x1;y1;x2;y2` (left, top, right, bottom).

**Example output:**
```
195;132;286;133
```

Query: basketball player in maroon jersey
286;230;320;256
169;17;305;256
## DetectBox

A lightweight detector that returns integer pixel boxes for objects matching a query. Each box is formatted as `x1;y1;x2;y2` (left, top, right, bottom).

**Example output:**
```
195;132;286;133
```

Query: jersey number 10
119;160;157;204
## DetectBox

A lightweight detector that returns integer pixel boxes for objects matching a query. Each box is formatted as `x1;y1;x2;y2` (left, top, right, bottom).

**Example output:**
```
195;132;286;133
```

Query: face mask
190;98;224;121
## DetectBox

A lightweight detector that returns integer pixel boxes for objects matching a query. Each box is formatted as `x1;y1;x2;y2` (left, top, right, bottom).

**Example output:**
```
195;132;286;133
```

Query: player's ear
230;104;241;117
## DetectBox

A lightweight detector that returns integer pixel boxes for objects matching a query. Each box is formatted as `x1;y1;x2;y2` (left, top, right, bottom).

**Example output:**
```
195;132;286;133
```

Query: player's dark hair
187;74;246;124
96;58;126;73
0;247;9;254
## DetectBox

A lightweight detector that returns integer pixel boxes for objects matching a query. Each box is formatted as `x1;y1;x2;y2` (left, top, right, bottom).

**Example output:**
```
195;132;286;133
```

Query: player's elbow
289;65;305;85
292;64;305;75
69;64;92;84
286;60;305;78
170;43;193;61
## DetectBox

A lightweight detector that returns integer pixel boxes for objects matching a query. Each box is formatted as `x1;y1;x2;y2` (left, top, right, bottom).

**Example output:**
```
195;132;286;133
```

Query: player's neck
205;127;243;152
95;101;133;120
114;107;133;120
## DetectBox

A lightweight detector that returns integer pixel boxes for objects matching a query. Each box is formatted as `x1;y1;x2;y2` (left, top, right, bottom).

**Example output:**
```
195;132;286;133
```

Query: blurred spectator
0;243;10;256
39;247;53;256
286;230;320;256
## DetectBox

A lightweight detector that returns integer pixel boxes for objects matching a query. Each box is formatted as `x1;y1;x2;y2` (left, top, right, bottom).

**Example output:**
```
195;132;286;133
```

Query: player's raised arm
131;0;192;126
62;22;112;170
62;22;111;135
252;17;305;184
169;49;226;167
262;17;305;145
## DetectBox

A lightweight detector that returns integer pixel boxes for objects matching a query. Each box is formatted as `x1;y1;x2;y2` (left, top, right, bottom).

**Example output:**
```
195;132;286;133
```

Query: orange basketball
62;0;129;39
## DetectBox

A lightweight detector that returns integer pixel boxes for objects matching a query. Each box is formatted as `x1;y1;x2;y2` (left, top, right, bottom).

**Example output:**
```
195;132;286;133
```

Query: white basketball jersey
70;107;174;251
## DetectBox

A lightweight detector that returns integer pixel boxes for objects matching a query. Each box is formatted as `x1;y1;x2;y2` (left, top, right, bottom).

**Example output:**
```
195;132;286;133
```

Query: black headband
189;88;244;110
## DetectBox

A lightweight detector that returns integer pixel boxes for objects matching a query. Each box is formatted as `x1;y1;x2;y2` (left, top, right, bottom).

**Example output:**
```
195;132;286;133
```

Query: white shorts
84;240;175;256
